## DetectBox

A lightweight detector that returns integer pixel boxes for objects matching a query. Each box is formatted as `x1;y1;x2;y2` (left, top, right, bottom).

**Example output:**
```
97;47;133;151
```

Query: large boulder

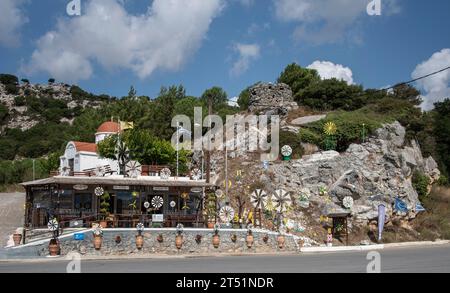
269;122;441;222
248;83;298;116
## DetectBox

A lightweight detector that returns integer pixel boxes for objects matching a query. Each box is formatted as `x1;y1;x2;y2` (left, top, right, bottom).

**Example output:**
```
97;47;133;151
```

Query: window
58;190;73;210
74;193;92;212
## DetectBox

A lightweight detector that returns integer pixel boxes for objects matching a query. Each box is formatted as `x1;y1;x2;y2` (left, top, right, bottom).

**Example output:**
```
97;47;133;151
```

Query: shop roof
21;176;214;188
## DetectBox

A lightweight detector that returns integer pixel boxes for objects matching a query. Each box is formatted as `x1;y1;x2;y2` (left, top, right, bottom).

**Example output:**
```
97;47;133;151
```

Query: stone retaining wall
6;229;301;257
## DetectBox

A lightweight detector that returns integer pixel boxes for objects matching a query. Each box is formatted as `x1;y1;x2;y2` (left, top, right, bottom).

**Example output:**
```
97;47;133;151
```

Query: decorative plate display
143;201;150;209
136;223;145;232
215;189;224;199
151;196;164;209
160;168;171;180
219;206;235;223
250;189;268;209
271;189;292;213
343;196;354;209
170;201;176;208
190;168;202;180
47;219;59;232
94;187;104;197
281;145;293;157
126;161;142;178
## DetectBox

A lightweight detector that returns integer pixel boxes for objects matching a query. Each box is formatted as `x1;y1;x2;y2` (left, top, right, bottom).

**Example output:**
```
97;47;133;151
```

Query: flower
324;122;337;136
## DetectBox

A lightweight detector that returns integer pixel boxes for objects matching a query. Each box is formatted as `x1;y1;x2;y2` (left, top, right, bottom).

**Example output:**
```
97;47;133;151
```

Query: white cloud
237;0;255;7
273;0;400;44
228;96;239;107
0;0;28;47
23;0;224;82
307;61;354;84
230;43;260;77
412;48;450;110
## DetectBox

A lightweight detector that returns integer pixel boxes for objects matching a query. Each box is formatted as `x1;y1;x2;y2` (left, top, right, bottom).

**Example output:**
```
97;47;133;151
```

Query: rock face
269;121;440;222
248;83;298;116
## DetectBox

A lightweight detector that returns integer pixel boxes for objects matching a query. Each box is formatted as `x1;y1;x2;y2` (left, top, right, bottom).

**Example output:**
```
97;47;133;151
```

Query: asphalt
0;244;449;273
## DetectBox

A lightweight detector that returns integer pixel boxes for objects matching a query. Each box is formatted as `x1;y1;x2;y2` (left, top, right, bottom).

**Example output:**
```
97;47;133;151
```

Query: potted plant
136;223;145;250
175;224;184;250
246;224;254;249
13;233;22;246
99;191;110;228
212;223;220;248
48;238;60;256
93;226;103;250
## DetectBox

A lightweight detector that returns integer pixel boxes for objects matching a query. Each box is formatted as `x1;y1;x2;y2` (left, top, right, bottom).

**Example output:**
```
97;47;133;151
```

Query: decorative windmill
126;161;142;178
219;206;235;224
160;168;171;180
151;196;164;210
281;145;293;161
271;189;292;231
115;139;130;176
94;165;105;177
250;189;268;227
60;165;70;177
190;168;202;181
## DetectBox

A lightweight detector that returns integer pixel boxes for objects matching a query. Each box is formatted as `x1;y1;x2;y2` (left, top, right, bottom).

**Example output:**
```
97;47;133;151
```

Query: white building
60;121;120;174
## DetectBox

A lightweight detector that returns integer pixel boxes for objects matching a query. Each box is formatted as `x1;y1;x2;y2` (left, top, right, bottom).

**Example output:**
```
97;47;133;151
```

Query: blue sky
0;0;449;109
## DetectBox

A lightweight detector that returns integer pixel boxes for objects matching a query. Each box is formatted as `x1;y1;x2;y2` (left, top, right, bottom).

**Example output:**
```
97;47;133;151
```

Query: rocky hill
0;76;105;132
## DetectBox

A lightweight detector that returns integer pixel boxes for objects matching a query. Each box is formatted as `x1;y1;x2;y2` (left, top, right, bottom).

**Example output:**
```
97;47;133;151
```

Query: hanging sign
152;214;164;223
73;185;88;191
113;186;130;190
73;233;85;241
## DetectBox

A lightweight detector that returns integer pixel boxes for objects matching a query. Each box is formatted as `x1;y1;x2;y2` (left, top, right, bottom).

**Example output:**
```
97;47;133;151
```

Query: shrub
0;74;18;85
4;84;19;95
437;175;449;187
299;128;322;146
279;131;304;159
412;171;431;201
14;96;26;107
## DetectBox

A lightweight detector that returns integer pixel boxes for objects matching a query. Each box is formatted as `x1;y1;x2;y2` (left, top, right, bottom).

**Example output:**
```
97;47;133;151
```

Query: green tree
200;86;228;111
434;98;450;176
277;63;321;102
237;87;251;110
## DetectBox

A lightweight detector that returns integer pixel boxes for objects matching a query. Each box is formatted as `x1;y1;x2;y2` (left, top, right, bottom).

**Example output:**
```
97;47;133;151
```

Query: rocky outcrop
248;83;298;116
268;121;440;222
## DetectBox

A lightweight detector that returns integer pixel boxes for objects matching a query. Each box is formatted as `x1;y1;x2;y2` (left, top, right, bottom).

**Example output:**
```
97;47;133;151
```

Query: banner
394;197;408;213
378;204;386;242
415;202;426;213
120;121;134;131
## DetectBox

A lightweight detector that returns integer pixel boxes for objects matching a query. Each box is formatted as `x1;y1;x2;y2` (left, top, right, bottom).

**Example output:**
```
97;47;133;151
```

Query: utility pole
206;96;212;184
32;159;35;181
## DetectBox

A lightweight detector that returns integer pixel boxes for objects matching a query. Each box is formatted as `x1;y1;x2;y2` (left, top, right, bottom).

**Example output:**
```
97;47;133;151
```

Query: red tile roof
97;121;120;133
73;141;97;153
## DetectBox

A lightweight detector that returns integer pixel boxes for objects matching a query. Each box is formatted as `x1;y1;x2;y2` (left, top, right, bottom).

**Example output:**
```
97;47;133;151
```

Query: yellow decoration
324;122;337;136
120;121;134;131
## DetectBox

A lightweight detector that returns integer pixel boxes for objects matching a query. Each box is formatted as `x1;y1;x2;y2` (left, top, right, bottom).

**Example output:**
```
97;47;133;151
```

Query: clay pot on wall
277;235;285;249
93;235;103;250
99;220;108;229
157;234;164;243
246;234;254;248
230;234;237;243
207;222;215;229
48;239;60;256
13;233;22;246
212;235;220;248
262;234;269;244
136;235;144;250
175;235;183;250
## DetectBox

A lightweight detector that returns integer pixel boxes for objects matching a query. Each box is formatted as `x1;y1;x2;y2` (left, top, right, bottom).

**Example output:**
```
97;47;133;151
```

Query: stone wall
6;229;301;257
248;83;298;116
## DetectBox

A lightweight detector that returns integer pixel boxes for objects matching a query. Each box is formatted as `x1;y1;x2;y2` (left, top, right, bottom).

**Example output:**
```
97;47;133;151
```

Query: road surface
0;244;449;273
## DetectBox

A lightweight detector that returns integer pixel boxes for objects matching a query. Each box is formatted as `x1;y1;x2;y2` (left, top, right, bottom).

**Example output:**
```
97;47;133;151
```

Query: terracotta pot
99;221;108;229
157;235;164;243
230;234;237;243
262;235;269;244
48;240;60;256
13;234;22;246
246;234;254;248
136;235;144;250
212;234;220;248
175;235;183;250
277;235;285;249
93;235;103;250
207;222;215;229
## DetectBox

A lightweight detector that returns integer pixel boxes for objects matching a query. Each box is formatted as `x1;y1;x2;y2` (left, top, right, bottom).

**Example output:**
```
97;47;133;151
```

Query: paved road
0;245;449;273
0;193;25;246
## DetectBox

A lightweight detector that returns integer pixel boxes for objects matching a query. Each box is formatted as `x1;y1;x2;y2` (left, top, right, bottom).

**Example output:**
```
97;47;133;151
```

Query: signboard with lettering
73;233;85;241
73;185;88;191
113;186;130;190
152;214;164;223
153;187;169;191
